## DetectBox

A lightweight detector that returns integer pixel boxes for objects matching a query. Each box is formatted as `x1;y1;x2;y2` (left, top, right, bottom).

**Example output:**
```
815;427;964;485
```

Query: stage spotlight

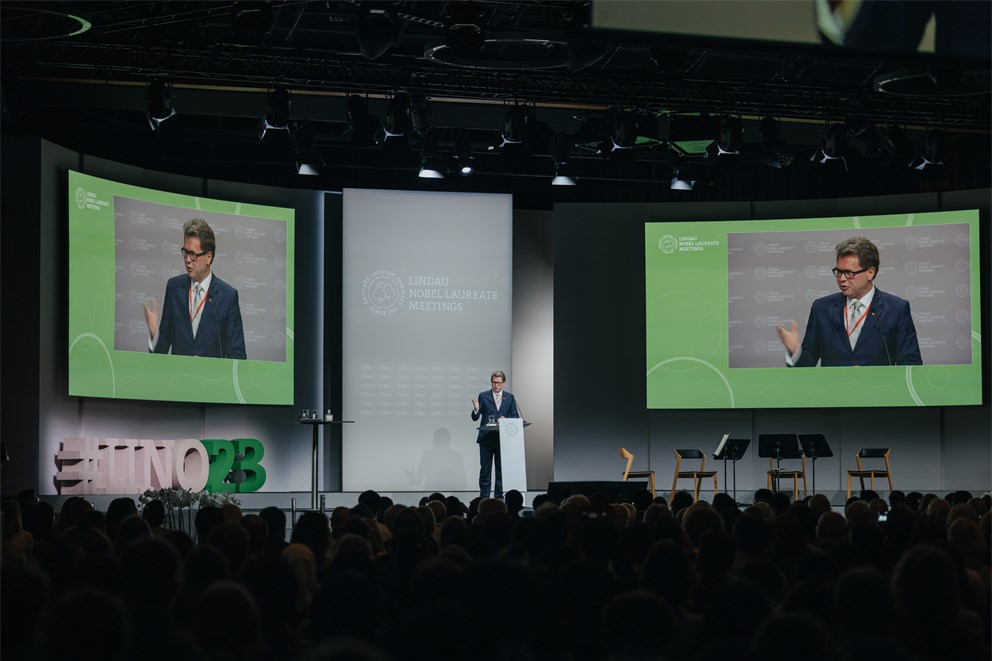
490;105;533;151
445;3;486;59
357;5;396;60
418;133;445;178
755;115;794;168
671;166;696;191
714;116;743;155
454;131;474;175
810;123;848;171
258;87;291;140
346;94;377;147
552;135;577;185
879;125;915;166
146;80;176;132
375;92;412;146
411;94;431;135
910;129;946;170
292;124;323;175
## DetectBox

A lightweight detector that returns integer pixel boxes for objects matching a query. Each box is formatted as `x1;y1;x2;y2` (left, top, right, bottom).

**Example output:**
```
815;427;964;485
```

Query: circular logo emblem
276;228;286;244
904;261;918;275
754;267;767;279
274;279;285;294
235;250;245;264
274;304;285;320
362;270;406;316
275;254;286;269
753;291;768;304
805;265;818;278
955;258;969;273
754;242;767;255
955;284;969;298
235;225;246;239
956;336;970;350
955;310;970;324
753;315;768;329
658;235;678;254
905;286;918;299
754;340;768;353
130;263;139;276
804;241;818;254
274;331;286;347
75;187;86;209
805;289;818;302
905;236;918;249
955;233;969;248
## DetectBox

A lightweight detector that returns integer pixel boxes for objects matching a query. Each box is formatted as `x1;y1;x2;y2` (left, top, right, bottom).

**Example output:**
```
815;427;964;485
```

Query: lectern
477;419;531;497
757;433;802;494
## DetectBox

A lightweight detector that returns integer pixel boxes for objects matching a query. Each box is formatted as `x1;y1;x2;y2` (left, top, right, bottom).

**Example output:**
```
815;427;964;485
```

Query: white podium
498;418;528;496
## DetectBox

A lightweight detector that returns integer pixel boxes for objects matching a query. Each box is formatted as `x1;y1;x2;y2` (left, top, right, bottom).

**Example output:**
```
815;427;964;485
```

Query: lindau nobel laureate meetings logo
75;186;87;209
658;235;678;254
362;269;406;316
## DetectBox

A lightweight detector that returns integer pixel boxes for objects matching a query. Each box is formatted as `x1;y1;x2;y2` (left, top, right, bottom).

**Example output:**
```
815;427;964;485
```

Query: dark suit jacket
471;390;520;445
793;288;922;367
152;273;247;359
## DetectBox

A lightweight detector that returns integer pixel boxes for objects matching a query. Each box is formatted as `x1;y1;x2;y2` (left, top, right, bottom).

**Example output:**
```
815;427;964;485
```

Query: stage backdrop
342;188;513;492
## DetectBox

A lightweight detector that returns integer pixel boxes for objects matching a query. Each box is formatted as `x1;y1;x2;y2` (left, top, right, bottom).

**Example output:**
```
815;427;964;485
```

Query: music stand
798;433;833;496
713;434;750;505
757;434;802;493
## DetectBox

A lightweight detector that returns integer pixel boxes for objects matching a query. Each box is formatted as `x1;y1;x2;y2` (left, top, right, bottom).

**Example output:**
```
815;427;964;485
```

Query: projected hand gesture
143;298;159;338
776;320;800;354
472;398;479;414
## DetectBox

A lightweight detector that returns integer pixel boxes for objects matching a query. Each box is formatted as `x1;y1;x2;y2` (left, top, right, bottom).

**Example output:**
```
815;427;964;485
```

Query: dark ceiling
2;1;990;203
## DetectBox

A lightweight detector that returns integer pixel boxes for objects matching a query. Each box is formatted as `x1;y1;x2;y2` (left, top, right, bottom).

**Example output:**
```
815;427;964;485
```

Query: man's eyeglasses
832;267;869;279
181;248;209;261
491;380;504;385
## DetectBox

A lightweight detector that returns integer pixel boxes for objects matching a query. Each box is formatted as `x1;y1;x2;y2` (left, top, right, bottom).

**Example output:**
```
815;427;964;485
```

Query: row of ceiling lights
147;81;950;189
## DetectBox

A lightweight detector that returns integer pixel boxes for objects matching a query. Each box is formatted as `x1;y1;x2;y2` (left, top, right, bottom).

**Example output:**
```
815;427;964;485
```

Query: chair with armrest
846;448;893;499
620;447;656;497
671;449;719;502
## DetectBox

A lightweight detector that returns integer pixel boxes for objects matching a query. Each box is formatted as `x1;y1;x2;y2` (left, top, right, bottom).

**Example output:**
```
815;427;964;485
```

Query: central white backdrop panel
342;188;513;491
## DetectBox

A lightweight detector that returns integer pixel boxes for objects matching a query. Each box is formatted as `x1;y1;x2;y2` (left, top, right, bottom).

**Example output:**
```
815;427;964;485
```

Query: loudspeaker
546;480;648;504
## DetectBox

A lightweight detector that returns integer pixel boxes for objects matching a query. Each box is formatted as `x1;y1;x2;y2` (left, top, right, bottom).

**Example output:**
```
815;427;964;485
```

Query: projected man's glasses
181;248;209;261
831;267;869;279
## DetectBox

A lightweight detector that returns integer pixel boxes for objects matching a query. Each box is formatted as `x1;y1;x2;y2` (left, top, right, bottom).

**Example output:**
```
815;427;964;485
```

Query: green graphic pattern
645;211;982;409
68;171;295;405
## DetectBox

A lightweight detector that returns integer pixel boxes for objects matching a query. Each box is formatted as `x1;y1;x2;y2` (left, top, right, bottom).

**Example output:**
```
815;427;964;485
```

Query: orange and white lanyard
189;285;208;323
844;300;870;337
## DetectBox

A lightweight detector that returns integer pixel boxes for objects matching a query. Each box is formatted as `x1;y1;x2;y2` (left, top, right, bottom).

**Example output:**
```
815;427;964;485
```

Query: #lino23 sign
55;437;266;495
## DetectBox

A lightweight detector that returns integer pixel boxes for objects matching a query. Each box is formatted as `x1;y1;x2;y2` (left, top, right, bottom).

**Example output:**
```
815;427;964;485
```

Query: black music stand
713;435;750;505
757;434;802;494
798;433;833;496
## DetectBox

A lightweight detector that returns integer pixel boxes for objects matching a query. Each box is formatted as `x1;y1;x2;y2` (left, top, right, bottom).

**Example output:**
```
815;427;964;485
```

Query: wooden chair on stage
847;448;893;498
671;448;718;502
620;447;656;497
767;455;807;501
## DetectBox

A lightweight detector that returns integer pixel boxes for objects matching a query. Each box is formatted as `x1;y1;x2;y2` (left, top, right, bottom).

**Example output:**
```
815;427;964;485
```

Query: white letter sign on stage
498;418;527;496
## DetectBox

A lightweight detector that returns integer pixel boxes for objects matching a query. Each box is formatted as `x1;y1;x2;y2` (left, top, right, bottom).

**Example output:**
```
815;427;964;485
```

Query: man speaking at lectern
144;218;247;360
776;236;922;367
471;370;520;499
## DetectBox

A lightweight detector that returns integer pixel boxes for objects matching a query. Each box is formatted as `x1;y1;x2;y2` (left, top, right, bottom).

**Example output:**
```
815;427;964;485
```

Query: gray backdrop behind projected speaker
342;188;513;492
728;224;973;367
112;197;288;362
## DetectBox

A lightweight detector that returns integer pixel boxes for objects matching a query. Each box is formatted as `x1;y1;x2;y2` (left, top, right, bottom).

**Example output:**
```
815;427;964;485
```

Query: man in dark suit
776;236;922;367
143;218;247;359
471;370;520;499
